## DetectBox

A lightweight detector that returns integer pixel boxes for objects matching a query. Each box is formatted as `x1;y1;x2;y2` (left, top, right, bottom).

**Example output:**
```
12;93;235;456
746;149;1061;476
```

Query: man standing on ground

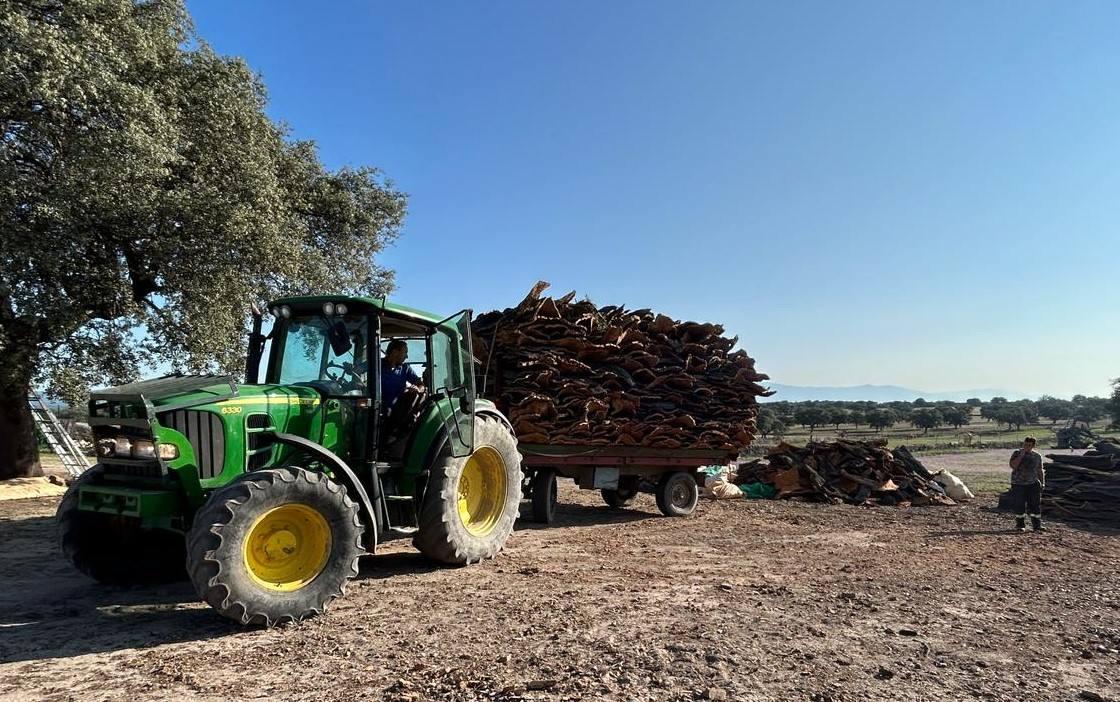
1008;437;1046;532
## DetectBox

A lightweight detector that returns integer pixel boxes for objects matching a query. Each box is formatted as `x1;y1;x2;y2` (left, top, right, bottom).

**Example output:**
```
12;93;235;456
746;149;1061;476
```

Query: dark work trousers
1008;482;1043;520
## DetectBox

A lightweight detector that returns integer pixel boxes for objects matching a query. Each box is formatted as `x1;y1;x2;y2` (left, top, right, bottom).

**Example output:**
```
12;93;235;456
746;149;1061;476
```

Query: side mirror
327;320;352;356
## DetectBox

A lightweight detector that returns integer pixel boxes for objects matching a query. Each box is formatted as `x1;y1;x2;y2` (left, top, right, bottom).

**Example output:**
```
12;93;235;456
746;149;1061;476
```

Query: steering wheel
326;361;365;393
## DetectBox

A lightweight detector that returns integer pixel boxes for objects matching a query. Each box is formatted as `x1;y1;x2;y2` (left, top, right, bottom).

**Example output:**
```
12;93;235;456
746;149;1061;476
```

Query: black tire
185;468;364;626
57;465;186;584
414;414;523;565
655;471;699;517
530;469;557;524
601;487;639;509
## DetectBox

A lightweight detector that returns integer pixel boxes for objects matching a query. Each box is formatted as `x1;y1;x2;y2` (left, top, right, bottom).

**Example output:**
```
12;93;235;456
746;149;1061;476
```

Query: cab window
277;315;369;396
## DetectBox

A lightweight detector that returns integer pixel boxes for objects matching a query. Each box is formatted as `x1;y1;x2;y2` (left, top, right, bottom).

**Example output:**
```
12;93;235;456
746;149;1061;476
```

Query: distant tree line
755;393;1117;440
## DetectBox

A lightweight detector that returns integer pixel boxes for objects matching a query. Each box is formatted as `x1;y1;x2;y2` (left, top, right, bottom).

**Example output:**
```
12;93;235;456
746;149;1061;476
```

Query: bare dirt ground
921;448;1088;476
2;477;1119;702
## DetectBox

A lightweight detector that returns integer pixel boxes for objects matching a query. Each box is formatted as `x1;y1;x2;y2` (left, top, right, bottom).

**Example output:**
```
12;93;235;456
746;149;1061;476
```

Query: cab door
431;310;476;457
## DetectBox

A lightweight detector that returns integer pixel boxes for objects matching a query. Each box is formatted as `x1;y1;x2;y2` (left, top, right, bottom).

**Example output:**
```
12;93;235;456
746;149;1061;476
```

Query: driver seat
381;388;425;457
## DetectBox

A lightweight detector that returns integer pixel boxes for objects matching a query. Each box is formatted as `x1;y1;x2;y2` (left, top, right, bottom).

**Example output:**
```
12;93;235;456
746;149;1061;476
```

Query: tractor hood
90;374;239;411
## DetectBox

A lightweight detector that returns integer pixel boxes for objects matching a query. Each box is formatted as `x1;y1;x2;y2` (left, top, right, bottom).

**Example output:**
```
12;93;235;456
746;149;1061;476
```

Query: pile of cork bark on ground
1034;440;1120;522
472;282;771;450
733;440;957;506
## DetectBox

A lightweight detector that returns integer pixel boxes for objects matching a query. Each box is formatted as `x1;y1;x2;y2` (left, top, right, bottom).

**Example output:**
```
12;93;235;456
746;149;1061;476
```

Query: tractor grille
160;410;226;479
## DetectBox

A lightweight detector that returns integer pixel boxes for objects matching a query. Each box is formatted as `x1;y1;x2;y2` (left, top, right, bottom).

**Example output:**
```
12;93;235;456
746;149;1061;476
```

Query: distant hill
760;383;1026;403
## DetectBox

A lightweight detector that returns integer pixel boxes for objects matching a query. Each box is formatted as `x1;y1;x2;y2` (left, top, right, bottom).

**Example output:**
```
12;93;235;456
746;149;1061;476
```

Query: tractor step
384;495;414;502
386;526;418;536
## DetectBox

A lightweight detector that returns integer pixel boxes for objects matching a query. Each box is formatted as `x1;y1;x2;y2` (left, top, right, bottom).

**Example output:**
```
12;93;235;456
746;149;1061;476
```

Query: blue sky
188;1;1119;398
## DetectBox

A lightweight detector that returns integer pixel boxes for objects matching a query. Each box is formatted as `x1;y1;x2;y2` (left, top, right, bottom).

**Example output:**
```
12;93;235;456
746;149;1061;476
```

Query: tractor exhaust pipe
245;302;266;385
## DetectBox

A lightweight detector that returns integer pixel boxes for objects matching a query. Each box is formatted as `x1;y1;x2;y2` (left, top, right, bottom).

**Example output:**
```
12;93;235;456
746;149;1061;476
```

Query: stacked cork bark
473;282;771;450
734;441;956;506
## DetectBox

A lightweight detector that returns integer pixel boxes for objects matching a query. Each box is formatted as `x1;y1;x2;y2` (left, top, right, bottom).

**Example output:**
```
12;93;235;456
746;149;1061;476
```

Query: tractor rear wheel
57;465;186;584
185;468;364;626
414;414;523;564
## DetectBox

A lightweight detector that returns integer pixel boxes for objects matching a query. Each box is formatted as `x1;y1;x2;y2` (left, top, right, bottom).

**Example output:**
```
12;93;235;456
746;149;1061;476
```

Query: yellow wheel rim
243;504;332;592
457;447;507;537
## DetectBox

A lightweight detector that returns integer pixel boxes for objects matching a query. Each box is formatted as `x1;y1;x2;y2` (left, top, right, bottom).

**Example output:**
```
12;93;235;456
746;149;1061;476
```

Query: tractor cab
252;296;477;467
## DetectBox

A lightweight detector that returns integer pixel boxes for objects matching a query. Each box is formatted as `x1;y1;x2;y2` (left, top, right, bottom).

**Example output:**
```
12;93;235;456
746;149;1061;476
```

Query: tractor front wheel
414;414;523;564
185;468;364;626
57;465;186;584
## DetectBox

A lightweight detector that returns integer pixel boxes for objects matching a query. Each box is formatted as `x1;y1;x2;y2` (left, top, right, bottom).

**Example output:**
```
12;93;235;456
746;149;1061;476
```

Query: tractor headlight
113;436;132;457
158;443;179;460
322;302;335;316
131;440;156;459
335;303;347;315
97;439;116;457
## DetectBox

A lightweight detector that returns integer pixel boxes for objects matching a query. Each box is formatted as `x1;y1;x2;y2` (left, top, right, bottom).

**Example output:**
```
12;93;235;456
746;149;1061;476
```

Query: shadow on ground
974;503;1120;536
516;500;656;531
0;516;234;664
0;495;659;664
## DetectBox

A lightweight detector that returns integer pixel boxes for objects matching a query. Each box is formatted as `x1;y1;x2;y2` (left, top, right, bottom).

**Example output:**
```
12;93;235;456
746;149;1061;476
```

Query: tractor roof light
335;303;348;315
269;307;279;318
322;302;335;316
280;305;291;319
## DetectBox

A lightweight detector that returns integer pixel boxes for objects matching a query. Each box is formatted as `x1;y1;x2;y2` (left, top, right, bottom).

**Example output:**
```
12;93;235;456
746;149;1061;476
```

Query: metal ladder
28;393;90;477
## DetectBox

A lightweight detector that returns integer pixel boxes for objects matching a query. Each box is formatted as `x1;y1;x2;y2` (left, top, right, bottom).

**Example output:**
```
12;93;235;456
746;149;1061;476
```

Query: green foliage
0;0;406;405
941;406;971;429
911;408;943;434
965;397;982;407
866;408;897;432
993;405;1028;430
1110;379;1120;428
1036;395;1072;424
825;407;848;429
1073;401;1105;424
756;408;779;438
1014;400;1039;425
979;403;999;423
794;406;829;433
989;396;1008;404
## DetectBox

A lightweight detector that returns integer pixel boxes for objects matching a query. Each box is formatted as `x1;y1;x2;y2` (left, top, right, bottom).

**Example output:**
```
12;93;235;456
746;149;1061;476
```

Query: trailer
519;444;736;523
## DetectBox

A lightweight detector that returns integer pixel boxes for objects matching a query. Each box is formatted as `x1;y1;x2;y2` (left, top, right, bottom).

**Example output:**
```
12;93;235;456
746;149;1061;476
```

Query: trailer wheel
57;465;186;584
530;469;557;523
655;471;698;517
601;487;639;509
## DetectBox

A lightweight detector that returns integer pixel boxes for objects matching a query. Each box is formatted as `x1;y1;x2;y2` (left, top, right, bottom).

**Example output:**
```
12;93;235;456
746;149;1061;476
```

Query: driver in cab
381;339;425;410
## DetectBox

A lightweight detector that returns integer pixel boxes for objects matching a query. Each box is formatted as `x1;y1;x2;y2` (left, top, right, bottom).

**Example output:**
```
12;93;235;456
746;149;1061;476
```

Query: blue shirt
381;359;421;409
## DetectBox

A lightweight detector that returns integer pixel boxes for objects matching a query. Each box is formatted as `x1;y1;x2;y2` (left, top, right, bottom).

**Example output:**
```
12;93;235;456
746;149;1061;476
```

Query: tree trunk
0;347;43;480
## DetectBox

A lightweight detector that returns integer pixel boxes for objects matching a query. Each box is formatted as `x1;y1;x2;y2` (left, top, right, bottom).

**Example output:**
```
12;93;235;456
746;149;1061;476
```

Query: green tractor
57;296;523;625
